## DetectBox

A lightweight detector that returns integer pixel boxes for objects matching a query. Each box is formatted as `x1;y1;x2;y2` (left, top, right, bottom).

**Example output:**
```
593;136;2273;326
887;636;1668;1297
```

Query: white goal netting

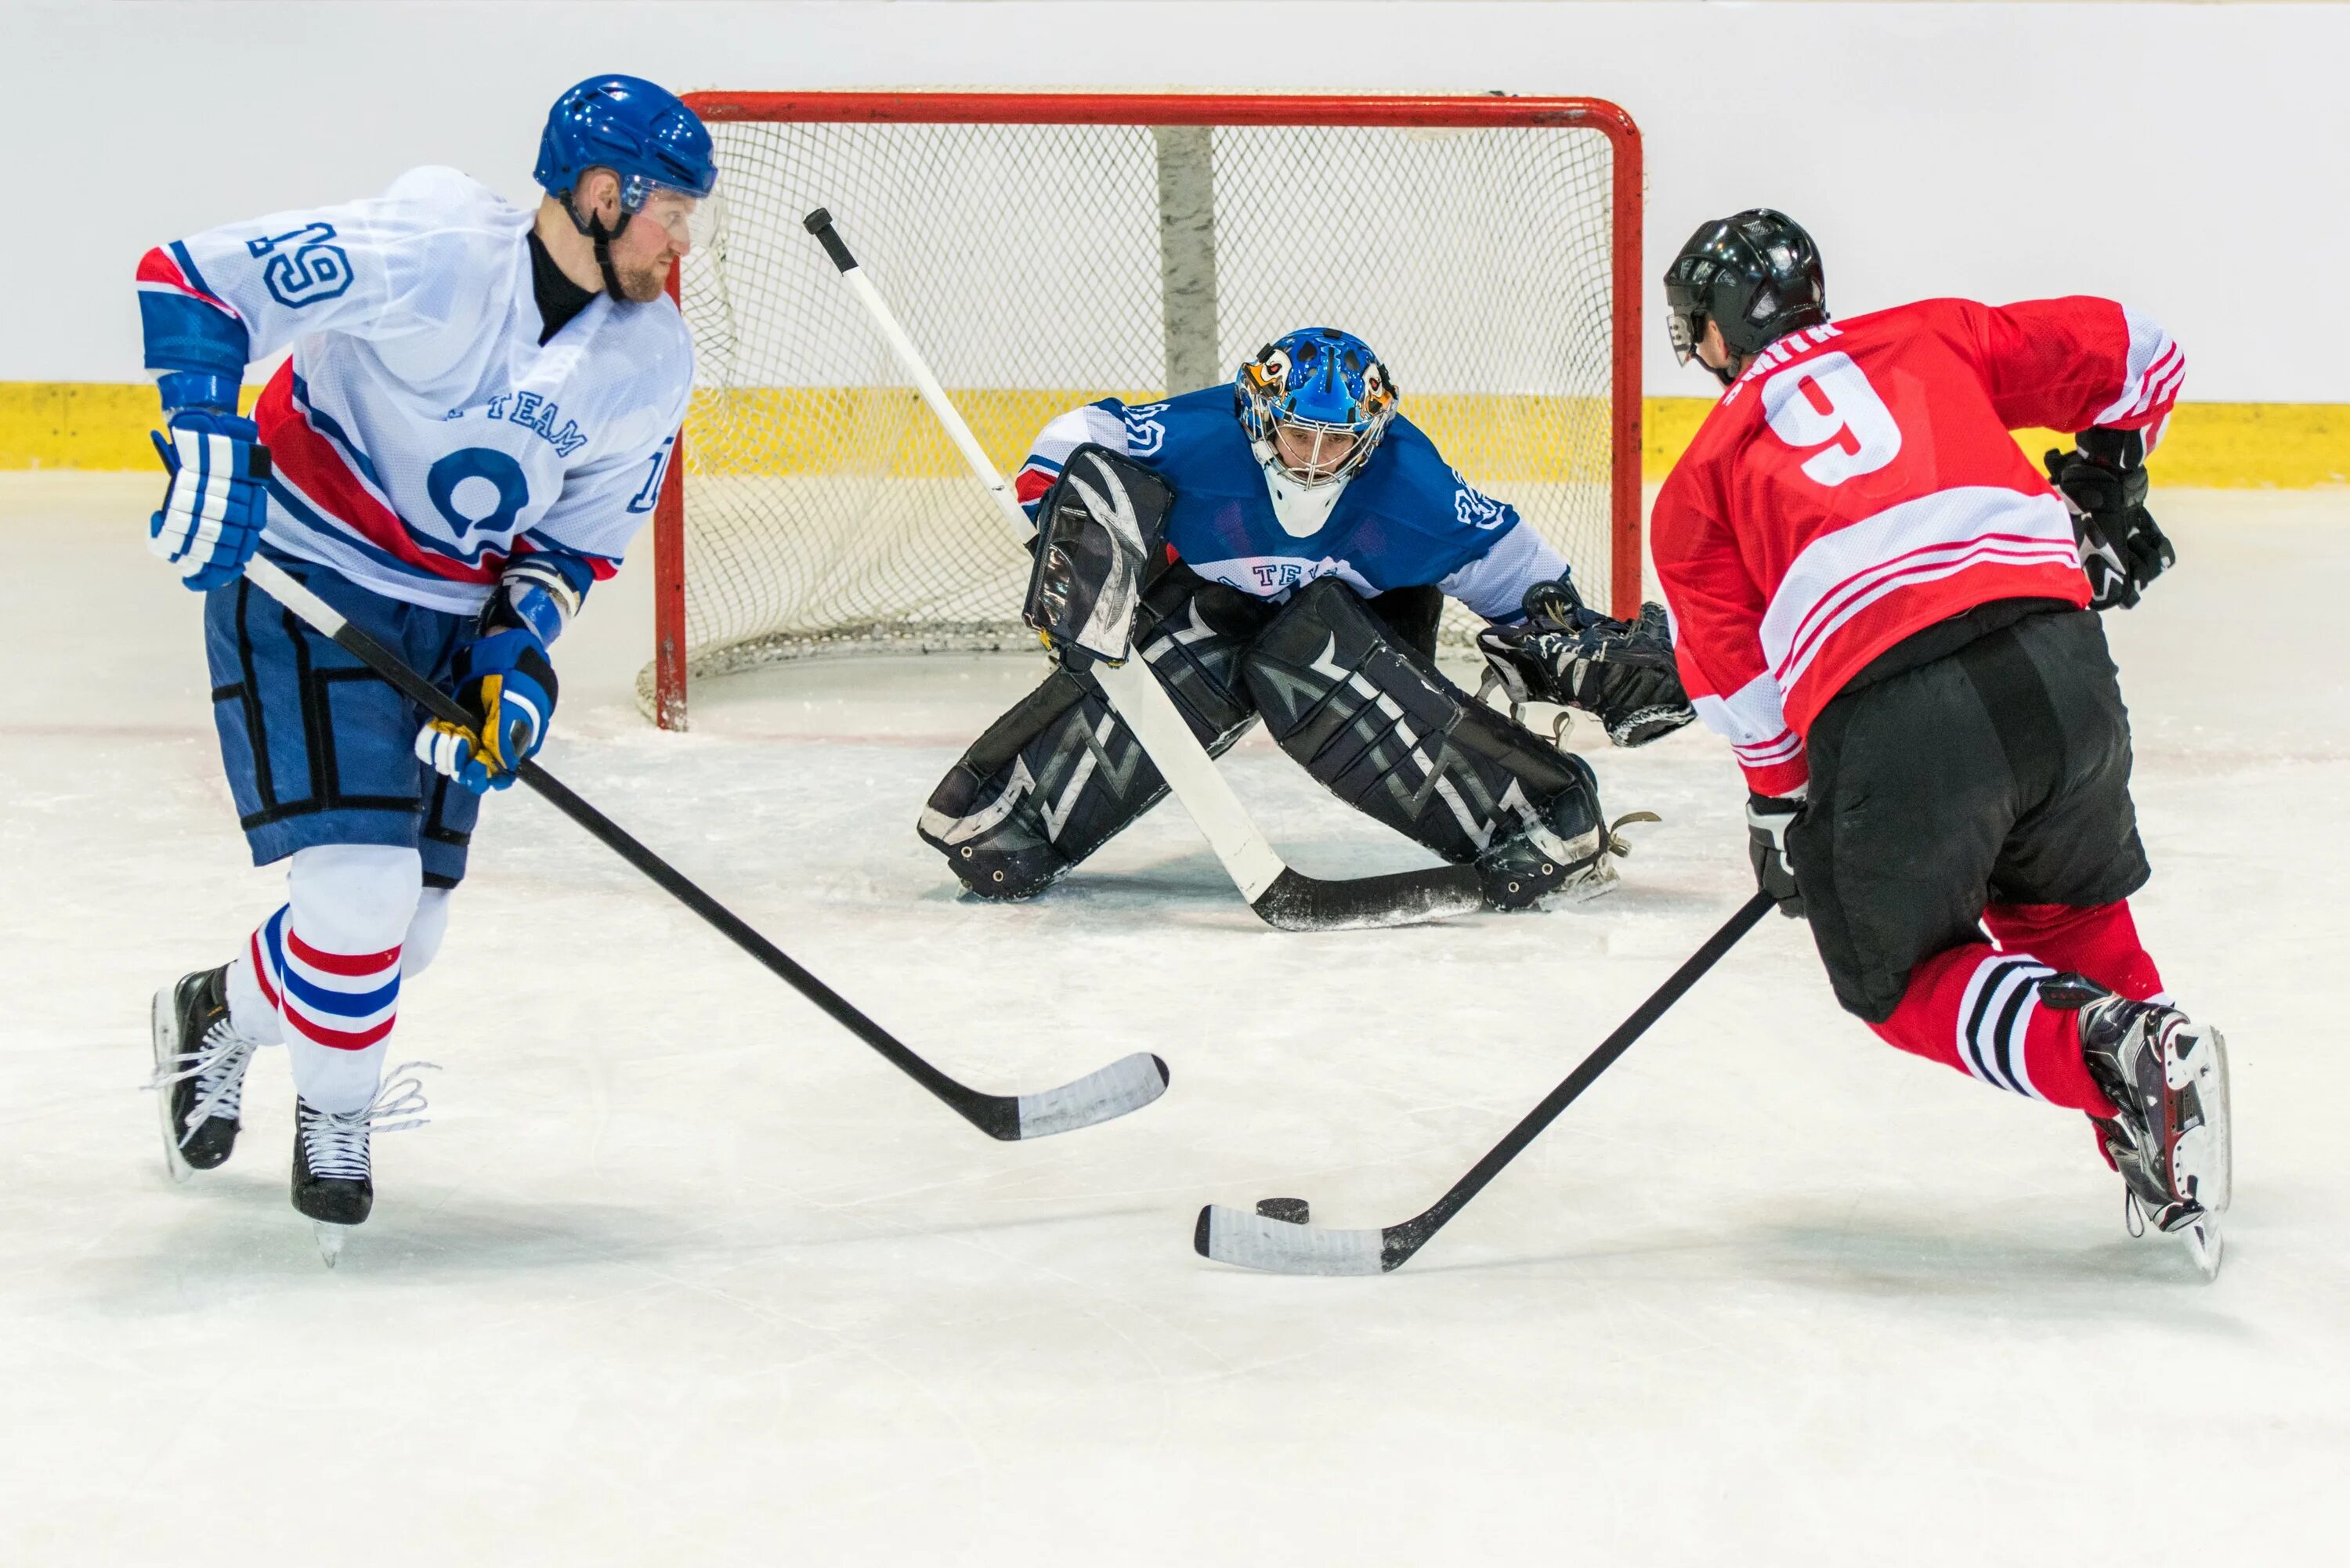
646;99;1632;724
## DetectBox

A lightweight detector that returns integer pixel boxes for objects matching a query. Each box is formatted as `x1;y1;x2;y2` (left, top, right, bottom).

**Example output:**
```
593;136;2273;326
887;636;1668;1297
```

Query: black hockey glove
1477;576;1697;748
2044;430;2173;612
1745;793;1806;919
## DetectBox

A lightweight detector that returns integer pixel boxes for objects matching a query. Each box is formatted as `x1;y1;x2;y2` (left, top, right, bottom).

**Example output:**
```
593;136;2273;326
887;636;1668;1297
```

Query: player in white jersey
139;76;713;1255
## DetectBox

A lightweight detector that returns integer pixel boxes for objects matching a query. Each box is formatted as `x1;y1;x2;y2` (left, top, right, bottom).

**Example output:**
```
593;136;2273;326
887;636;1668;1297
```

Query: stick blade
1250;865;1484;933
1193;1204;1391;1275
1012;1052;1170;1140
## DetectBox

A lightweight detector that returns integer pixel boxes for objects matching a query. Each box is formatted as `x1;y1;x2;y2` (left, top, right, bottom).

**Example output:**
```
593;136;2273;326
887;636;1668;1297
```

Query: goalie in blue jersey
919;327;1695;912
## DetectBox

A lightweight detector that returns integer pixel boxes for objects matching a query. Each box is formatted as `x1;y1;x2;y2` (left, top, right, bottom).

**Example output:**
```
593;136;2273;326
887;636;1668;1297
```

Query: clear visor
631;186;715;250
1666;307;1701;367
1270;417;1362;486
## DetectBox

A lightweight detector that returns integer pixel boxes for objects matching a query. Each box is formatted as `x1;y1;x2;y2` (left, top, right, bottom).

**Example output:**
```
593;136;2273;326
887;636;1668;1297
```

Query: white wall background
5;0;2344;401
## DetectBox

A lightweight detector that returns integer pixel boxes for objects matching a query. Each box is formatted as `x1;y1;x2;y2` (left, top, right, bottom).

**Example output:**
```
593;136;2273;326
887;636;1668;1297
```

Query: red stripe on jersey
511;537;620;583
286;927;403;977
1014;465;1057;506
255;367;501;586
136;246;239;318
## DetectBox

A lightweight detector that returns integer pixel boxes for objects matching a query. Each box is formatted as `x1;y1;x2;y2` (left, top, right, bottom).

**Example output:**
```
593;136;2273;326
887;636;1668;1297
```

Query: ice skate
290;1064;436;1266
146;966;263;1181
1477;808;1654;911
2050;976;2232;1279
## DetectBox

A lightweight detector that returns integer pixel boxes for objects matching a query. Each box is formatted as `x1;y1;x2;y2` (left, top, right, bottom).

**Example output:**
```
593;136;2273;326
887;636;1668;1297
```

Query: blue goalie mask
535;75;717;216
1235;327;1398;487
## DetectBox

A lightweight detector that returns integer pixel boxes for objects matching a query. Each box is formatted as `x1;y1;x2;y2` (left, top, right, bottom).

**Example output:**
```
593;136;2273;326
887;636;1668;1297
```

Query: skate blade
150;986;191;1185
2183;1024;2231;1218
2181;1212;2223;1281
1539;858;1622;910
313;1221;352;1267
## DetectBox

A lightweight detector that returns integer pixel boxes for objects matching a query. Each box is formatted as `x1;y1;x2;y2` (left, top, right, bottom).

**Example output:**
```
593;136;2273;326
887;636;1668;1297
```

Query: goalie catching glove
1477;577;1697;748
414;626;558;793
2044;428;2173;612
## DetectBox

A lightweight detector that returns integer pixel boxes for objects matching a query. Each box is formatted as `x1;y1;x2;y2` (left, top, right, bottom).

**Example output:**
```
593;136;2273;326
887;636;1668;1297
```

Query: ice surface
3;475;2346;1564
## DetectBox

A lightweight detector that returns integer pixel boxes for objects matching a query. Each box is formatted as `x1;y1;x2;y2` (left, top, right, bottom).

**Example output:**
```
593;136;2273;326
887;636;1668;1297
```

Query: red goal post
650;92;1643;728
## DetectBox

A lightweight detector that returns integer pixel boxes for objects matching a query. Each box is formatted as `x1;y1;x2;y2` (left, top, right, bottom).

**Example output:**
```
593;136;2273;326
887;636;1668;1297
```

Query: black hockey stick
1195;890;1773;1272
240;555;1169;1141
803;207;1487;934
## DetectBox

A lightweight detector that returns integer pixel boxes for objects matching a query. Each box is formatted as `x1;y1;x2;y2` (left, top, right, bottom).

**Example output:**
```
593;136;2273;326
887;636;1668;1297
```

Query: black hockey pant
1787;604;2153;1026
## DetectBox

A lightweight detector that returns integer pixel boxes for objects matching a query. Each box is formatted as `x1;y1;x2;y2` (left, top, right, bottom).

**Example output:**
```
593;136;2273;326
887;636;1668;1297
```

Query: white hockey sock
223;948;285;1046
248;845;422;1115
402;886;454;978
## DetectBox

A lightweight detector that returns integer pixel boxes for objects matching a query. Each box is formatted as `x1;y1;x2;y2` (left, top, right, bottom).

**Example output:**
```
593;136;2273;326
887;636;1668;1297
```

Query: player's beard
610;254;671;303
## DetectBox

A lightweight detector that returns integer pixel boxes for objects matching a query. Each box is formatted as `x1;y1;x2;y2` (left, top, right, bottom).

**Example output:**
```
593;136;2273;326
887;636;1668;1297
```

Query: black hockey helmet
1663;210;1827;385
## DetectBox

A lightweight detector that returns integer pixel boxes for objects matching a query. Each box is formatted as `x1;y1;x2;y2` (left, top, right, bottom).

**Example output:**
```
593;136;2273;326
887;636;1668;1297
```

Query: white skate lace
300;1063;439;1183
145;1021;263;1147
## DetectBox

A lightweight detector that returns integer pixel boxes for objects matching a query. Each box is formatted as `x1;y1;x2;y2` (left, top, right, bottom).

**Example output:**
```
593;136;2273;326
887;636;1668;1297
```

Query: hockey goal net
646;92;1643;728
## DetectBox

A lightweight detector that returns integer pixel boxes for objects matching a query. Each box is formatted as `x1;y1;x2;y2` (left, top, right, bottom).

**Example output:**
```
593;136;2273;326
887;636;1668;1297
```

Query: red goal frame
653;92;1643;729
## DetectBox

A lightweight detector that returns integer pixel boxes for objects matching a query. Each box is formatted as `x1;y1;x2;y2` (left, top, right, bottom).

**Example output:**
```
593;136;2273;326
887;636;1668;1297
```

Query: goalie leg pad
1242;578;1609;904
919;569;1273;899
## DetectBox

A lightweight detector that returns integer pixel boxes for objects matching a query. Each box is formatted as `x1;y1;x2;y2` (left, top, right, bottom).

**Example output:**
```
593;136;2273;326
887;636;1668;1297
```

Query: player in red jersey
1648;208;2229;1275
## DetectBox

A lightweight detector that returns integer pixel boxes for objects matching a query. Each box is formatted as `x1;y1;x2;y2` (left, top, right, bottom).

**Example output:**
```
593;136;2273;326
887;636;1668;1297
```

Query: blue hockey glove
414;627;559;793
148;410;271;591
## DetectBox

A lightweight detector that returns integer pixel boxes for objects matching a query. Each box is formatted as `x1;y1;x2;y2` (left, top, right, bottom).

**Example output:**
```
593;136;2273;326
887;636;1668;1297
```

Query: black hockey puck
1256;1197;1311;1225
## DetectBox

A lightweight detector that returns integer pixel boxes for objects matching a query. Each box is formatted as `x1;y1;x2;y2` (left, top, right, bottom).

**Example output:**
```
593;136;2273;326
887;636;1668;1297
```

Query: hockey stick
1195;890;1774;1273
802;208;1484;934
237;552;1169;1141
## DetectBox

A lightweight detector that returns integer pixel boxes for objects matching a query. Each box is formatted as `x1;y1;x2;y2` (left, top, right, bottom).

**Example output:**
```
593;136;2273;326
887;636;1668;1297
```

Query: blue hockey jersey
1010;385;1565;621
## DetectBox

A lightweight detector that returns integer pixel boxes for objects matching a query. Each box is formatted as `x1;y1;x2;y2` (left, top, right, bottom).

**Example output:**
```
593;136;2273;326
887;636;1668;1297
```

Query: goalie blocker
920;450;1618;911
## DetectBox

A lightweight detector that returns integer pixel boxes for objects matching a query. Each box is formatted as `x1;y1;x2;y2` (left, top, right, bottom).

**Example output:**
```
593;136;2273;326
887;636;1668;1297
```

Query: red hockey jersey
1650;296;2183;797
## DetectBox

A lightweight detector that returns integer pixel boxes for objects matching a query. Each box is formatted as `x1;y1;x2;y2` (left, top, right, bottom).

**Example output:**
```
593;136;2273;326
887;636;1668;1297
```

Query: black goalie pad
1024;444;1173;664
920;567;1274;899
1242;577;1603;871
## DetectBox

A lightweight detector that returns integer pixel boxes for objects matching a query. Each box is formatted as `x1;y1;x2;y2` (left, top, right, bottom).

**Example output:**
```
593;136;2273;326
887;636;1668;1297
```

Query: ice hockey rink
4;475;2345;1564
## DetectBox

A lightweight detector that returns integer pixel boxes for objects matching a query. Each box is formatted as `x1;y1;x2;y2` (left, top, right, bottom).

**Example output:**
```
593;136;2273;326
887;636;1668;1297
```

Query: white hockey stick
237;552;1168;1141
804;208;1484;932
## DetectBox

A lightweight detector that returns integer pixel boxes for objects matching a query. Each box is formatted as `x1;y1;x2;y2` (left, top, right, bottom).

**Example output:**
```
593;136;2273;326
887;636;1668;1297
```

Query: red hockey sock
1869;943;2118;1116
1982;900;2165;1002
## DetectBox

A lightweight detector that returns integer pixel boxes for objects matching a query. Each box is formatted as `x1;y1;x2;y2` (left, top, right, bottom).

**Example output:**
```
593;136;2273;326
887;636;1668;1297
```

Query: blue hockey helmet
1235;327;1397;486
534;75;717;215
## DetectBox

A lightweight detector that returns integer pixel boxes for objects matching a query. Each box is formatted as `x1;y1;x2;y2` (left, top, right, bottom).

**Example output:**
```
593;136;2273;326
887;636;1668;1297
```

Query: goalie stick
239;553;1169;1142
803;208;1485;934
1195;890;1773;1273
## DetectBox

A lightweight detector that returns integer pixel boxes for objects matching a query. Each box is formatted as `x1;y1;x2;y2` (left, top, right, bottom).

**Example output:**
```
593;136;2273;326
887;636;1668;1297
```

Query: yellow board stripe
4;382;2339;490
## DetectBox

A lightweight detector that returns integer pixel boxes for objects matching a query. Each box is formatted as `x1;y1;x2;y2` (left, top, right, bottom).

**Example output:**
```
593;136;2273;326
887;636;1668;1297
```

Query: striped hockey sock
1871;943;2119;1116
1983;899;2167;1004
251;905;403;1115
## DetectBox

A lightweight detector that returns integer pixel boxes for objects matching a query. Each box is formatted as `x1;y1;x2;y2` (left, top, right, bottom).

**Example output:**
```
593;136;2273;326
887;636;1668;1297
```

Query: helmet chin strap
564;191;634;298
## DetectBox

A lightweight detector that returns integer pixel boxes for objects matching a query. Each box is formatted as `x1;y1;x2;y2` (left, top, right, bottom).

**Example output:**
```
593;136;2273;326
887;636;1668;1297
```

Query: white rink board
4;478;2348;1564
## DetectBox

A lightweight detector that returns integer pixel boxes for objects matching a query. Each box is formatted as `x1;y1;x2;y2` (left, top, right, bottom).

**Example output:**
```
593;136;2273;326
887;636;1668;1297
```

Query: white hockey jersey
137;165;690;614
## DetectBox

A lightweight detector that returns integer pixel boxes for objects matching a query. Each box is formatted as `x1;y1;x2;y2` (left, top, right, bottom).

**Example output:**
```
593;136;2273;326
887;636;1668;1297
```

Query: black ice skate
146;966;264;1181
290;1064;436;1266
1475;808;1654;912
2046;974;2232;1279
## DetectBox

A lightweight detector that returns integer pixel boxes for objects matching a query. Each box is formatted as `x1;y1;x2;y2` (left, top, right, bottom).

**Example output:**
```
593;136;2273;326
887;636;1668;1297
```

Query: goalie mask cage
647;92;1643;728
